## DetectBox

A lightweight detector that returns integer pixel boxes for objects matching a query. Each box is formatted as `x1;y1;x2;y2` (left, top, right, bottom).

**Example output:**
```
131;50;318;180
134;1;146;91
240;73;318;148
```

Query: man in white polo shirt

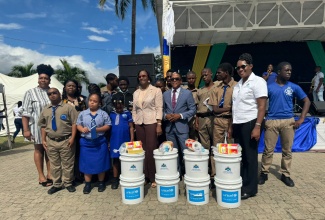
231;53;267;200
312;66;324;101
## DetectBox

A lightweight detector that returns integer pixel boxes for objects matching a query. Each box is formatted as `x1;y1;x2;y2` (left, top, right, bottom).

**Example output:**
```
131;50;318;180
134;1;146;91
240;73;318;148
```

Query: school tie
51;107;57;131
172;89;177;109
219;85;229;108
90;114;98;139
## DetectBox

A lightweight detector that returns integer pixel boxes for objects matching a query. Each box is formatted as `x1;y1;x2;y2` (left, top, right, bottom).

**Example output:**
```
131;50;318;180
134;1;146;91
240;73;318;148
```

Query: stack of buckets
119;151;145;204
183;144;210;205
213;144;242;208
153;148;179;203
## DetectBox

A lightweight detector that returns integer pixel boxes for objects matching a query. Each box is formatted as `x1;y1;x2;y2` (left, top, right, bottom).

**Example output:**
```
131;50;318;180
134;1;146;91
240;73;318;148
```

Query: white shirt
232;72;268;124
170;87;181;101
13;106;23;119
313;71;324;92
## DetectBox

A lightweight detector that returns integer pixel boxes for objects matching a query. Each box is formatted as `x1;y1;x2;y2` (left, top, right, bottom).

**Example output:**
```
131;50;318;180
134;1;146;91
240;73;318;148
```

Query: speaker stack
310;101;325;115
118;54;155;93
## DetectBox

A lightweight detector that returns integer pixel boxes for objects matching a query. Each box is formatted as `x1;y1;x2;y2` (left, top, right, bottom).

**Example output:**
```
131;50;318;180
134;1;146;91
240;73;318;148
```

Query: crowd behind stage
8;52;315;200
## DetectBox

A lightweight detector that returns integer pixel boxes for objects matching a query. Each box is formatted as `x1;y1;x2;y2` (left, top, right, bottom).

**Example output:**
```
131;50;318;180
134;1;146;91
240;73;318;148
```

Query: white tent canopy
0;73;63;137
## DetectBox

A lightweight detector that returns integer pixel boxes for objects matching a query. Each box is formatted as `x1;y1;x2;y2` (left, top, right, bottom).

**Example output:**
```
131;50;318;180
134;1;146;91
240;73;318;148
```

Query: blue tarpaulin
258;117;320;153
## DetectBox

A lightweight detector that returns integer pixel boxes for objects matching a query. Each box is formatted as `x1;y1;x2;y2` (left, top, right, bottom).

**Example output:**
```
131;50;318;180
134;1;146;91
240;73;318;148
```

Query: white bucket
153;148;178;177
214;152;241;182
155;173;180;203
183;151;209;178
183;149;209;159
214;178;242;208
184;174;210;205
120;152;145;178
120;174;145;205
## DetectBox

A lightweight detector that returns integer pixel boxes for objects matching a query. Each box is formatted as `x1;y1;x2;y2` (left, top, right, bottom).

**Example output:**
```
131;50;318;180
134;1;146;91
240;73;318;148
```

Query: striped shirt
22;87;50;144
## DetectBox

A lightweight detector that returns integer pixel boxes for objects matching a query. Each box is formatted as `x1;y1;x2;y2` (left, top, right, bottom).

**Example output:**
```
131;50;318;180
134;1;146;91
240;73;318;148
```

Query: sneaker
258;173;268;185
281;174;295;187
111;180;119;190
98;182;106;192
83;183;92;194
48;186;62;195
66;185;76;193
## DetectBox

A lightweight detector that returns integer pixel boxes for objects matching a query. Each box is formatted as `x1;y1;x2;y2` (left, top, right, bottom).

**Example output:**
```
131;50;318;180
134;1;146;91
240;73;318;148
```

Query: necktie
219;85;228;108
90;114;98;139
51;107;57;131
172;89;177;109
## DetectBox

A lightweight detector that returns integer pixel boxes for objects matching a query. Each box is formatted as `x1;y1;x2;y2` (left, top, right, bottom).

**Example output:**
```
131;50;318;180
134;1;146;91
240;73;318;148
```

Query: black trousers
233;118;262;195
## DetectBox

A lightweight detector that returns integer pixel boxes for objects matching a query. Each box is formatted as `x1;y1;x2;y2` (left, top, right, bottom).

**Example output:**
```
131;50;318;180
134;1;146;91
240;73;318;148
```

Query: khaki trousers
47;137;75;187
198;116;214;177
211;117;232;177
261;118;295;177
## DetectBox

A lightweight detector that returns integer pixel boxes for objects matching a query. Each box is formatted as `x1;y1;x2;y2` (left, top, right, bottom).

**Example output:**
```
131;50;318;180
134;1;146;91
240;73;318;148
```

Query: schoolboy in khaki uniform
209;63;237;177
38;88;78;195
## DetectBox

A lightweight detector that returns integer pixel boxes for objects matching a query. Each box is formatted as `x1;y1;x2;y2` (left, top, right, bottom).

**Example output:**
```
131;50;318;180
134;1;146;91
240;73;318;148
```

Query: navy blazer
163;87;196;133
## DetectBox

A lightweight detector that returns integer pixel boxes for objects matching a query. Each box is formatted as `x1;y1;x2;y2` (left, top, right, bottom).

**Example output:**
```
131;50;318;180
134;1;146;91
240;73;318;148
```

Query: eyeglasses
138;75;147;79
171;78;181;81
235;64;248;71
47;91;58;96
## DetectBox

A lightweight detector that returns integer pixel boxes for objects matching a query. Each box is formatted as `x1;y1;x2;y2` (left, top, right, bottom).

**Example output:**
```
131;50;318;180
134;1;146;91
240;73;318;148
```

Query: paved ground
0;144;325;220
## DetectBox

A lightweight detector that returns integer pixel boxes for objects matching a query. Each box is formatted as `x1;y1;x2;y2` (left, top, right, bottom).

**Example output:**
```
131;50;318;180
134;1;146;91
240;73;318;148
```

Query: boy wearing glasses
38;88;78;195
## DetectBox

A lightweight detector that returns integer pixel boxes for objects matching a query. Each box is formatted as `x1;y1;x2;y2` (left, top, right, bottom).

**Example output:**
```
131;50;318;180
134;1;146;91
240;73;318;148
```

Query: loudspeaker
310;101;325;115
118;54;155;93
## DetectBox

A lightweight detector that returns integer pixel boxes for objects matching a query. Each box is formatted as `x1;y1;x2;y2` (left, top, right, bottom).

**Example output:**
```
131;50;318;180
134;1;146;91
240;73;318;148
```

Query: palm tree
8;63;37;77
99;0;156;55
54;59;90;85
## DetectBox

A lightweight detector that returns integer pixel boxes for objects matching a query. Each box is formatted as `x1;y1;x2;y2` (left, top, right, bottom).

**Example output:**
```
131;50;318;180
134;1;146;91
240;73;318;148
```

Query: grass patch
0;136;32;151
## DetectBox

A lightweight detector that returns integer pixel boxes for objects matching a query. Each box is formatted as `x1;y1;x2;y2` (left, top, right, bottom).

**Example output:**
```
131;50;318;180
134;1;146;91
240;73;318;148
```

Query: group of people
19;52;311;200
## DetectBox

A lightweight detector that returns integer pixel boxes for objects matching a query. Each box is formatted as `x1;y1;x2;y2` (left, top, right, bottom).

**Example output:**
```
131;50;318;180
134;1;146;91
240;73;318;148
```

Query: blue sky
0;0;160;83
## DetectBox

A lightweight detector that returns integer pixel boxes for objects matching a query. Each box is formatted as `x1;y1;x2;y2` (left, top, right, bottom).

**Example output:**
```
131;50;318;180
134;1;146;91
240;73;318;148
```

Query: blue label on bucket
125;187;140;200
189;190;205;202
221;190;238;203
160;186;175;198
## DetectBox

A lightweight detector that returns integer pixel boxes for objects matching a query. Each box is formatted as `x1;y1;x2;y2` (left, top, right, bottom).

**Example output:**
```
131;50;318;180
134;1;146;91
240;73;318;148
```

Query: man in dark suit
163;72;196;176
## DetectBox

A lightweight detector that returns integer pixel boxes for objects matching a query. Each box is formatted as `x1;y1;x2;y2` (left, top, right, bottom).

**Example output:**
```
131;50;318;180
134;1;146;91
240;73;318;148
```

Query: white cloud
0;42;117;84
0;23;23;30
87;35;109;42
82;26;114;35
8;12;47;19
97;4;114;12
114;48;124;53
141;45;160;55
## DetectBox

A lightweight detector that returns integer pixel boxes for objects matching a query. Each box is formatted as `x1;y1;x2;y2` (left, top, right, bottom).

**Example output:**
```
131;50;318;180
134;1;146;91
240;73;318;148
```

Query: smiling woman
21;64;54;187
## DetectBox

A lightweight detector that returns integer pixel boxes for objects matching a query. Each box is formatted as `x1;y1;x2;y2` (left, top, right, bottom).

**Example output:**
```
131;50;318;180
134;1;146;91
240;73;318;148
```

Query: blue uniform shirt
263;72;278;85
267;81;307;120
76;108;111;139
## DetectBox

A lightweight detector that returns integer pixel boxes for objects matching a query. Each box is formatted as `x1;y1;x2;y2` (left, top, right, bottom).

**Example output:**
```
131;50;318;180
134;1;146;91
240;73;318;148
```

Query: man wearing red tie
163;72;196;176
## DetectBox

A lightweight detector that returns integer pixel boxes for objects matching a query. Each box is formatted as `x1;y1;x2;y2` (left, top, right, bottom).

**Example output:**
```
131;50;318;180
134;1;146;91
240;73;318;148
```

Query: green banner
307;41;325;82
199;43;227;88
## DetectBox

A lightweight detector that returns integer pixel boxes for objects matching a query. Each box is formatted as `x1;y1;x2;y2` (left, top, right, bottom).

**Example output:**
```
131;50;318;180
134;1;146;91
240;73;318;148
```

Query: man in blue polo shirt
258;62;310;187
262;64;277;85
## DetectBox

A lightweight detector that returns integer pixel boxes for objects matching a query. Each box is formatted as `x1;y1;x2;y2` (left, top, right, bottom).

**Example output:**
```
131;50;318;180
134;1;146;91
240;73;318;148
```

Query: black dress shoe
258;173;268;185
98;182;106;192
66;185;76;192
281;174;295;187
111;181;119;190
48;186;62;195
83;183;92;194
241;193;255;200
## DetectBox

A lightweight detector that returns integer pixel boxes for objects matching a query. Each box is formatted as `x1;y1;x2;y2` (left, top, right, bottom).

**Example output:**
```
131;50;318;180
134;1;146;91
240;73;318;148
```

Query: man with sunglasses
38;88;78;194
163;72;196;176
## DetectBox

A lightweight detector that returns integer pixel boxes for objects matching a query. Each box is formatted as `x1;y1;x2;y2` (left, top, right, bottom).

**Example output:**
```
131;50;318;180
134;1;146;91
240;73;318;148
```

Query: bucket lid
184;174;210;182
155;172;180;180
183;149;209;156
214;152;242;158
153;148;178;155
120;174;145;182
214;177;242;185
120;151;145;157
